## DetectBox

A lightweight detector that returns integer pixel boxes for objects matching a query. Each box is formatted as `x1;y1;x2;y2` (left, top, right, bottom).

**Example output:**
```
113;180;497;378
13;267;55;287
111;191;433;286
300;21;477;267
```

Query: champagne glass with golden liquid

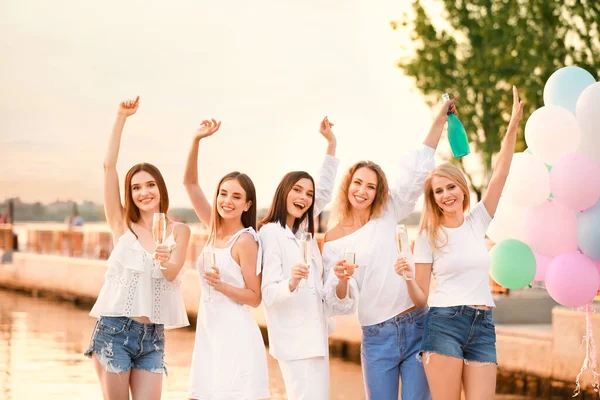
299;232;312;288
396;224;413;280
203;250;216;302
152;213;167;270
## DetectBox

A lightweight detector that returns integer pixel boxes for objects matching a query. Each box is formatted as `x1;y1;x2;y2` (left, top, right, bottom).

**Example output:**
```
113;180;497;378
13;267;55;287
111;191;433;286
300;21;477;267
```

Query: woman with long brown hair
401;87;525;400
259;117;354;400
321;98;458;400
183;119;269;400
85;96;191;400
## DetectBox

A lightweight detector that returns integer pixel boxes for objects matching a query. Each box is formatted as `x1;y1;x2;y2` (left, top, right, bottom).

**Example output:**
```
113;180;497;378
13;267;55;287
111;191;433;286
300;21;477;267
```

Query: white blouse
322;145;435;327
89;228;189;328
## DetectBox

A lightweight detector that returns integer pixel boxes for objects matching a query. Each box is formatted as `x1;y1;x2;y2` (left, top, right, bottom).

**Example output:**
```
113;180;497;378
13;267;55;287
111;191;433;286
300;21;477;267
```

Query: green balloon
489;239;536;289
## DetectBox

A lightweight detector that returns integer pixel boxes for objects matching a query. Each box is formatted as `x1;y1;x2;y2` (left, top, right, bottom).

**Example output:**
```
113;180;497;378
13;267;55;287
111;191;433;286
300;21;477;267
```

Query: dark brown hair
333;161;389;223
261;171;315;234
123;163;169;235
208;172;257;243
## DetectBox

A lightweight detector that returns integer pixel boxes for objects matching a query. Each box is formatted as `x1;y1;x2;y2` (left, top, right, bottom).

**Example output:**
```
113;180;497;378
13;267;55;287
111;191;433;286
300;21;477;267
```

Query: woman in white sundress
183;119;270;400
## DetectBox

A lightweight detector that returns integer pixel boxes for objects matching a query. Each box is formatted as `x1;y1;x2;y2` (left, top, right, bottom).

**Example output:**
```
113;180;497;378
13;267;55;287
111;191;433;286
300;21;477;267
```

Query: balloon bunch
487;66;600;308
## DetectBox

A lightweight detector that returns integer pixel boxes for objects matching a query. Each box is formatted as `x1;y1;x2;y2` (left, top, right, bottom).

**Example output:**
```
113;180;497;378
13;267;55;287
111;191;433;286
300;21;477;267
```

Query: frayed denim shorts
84;316;166;375
420;306;497;364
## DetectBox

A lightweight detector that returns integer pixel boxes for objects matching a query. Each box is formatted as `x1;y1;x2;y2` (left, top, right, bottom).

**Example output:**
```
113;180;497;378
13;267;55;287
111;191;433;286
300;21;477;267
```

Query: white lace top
89;228;190;328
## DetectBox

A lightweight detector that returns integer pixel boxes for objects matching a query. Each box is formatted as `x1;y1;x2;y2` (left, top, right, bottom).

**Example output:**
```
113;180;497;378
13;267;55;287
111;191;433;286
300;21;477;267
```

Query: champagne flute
396;224;413;280
203;250;216;302
299;232;312;288
152;213;167;270
343;249;356;278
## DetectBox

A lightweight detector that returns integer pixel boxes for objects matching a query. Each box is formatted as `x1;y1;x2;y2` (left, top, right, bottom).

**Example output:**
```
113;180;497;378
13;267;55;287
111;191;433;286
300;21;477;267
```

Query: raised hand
510;86;525;124
195;118;222;140
118;96;140;118
435;97;458;122
319;116;336;143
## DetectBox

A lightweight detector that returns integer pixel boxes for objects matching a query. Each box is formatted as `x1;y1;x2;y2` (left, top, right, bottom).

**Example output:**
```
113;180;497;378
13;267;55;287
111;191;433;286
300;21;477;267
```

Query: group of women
84;86;525;400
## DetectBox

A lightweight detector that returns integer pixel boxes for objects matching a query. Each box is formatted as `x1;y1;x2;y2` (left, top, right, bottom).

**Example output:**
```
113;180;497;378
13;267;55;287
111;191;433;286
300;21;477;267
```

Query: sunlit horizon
1;0;458;209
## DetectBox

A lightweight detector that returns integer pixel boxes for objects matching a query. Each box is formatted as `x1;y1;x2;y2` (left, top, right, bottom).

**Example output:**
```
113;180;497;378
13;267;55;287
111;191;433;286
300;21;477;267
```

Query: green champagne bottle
442;93;470;158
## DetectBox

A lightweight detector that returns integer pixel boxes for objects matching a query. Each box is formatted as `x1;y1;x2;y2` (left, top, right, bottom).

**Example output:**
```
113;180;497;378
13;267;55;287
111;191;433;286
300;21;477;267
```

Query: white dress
188;228;270;400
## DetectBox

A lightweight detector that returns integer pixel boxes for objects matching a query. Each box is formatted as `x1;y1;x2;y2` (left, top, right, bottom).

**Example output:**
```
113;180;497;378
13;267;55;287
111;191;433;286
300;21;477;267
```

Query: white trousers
278;356;330;400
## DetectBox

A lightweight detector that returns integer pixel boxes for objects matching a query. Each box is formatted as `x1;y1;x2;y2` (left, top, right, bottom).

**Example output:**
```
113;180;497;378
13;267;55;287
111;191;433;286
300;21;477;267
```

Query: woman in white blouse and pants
260;117;355;400
322;98;458;400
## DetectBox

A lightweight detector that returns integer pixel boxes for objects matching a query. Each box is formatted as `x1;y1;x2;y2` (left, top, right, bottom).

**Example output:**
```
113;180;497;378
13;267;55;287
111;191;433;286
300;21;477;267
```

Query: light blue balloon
577;199;600;261
544;66;596;115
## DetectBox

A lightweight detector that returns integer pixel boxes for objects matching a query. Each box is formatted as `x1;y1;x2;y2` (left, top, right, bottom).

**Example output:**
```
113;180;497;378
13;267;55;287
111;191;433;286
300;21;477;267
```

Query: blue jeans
361;308;431;400
84;316;166;374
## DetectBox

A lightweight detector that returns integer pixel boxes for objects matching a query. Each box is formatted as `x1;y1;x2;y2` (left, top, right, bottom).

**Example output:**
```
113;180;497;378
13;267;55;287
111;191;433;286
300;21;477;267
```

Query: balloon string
573;302;600;397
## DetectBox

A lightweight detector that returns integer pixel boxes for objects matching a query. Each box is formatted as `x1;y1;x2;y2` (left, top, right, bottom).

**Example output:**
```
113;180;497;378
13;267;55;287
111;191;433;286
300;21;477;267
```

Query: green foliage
395;0;600;199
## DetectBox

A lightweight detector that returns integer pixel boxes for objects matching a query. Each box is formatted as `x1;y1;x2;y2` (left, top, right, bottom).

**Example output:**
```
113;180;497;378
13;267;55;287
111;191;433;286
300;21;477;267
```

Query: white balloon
576;82;600;162
543;66;596;115
524;105;581;165
503;153;550;207
487;197;528;243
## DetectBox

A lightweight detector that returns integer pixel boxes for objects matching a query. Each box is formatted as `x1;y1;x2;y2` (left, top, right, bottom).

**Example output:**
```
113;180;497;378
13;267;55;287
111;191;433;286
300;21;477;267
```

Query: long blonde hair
333;161;389;224
419;163;470;250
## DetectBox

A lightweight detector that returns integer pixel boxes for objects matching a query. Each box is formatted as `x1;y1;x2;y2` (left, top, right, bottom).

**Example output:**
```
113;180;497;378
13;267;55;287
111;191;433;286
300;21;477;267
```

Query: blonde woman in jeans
400;86;525;400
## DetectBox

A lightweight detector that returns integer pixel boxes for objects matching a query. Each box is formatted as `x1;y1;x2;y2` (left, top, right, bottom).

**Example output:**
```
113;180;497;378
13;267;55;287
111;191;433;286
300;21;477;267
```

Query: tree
394;0;600;200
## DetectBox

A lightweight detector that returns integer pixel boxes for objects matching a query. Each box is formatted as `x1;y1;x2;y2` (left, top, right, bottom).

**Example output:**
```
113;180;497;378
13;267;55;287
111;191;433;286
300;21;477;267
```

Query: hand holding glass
299;232;312;288
152;213;167;270
203;250;216;302
396;224;413;280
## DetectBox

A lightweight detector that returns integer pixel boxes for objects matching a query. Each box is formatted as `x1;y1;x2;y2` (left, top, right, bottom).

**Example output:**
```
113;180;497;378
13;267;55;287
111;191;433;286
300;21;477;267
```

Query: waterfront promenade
0;223;597;398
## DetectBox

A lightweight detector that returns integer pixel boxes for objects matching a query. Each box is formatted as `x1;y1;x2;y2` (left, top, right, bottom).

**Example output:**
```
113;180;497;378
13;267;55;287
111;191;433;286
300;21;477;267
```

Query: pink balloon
534;252;552;281
545;252;599;307
524;200;578;257
550;153;600;212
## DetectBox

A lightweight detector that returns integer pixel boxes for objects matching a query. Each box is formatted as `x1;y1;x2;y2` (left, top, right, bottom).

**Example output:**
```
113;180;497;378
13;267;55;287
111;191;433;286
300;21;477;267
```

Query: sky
0;0;451;208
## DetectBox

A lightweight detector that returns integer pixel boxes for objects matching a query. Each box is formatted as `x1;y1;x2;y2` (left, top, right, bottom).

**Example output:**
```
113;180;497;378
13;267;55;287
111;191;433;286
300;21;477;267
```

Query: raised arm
183;119;222;227
390;98;458;222
313;117;339;216
483;86;524;217
103;96;139;238
423;97;458;149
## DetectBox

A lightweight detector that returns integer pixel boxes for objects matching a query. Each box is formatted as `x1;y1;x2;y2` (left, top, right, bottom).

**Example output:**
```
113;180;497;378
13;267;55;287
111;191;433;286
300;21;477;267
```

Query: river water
0;289;533;399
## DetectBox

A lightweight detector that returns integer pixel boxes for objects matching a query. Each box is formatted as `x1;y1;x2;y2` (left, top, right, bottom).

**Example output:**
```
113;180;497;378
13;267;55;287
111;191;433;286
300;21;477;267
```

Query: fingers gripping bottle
442;93;470;158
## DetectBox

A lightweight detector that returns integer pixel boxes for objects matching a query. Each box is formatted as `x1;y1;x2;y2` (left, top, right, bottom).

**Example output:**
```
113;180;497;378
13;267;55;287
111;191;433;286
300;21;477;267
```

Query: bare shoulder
237;232;259;250
324;224;345;243
172;222;191;238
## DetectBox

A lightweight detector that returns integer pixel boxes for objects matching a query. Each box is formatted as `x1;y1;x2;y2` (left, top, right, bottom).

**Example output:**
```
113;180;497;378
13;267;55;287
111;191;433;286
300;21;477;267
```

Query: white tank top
197;227;262;296
89;228;190;328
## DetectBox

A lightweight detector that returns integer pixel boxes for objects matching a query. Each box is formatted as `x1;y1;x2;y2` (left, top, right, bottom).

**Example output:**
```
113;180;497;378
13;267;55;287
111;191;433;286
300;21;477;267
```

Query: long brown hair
419;163;470;250
208;172;257;244
123;163;169;236
333;161;389;223
261;171;315;235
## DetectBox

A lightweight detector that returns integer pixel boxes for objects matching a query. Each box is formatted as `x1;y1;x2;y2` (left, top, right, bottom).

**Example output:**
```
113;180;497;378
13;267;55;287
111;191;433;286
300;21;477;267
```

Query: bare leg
93;354;131;400
423;352;463;400
462;361;497;400
130;368;163;400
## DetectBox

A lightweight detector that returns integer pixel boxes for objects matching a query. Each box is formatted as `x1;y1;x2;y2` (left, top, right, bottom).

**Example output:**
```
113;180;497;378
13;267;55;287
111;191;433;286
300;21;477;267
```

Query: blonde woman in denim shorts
398;86;524;400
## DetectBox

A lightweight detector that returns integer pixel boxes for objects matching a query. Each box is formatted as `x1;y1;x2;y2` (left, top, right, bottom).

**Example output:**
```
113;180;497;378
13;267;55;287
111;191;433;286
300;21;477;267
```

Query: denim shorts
84;316;166;374
421;306;497;364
